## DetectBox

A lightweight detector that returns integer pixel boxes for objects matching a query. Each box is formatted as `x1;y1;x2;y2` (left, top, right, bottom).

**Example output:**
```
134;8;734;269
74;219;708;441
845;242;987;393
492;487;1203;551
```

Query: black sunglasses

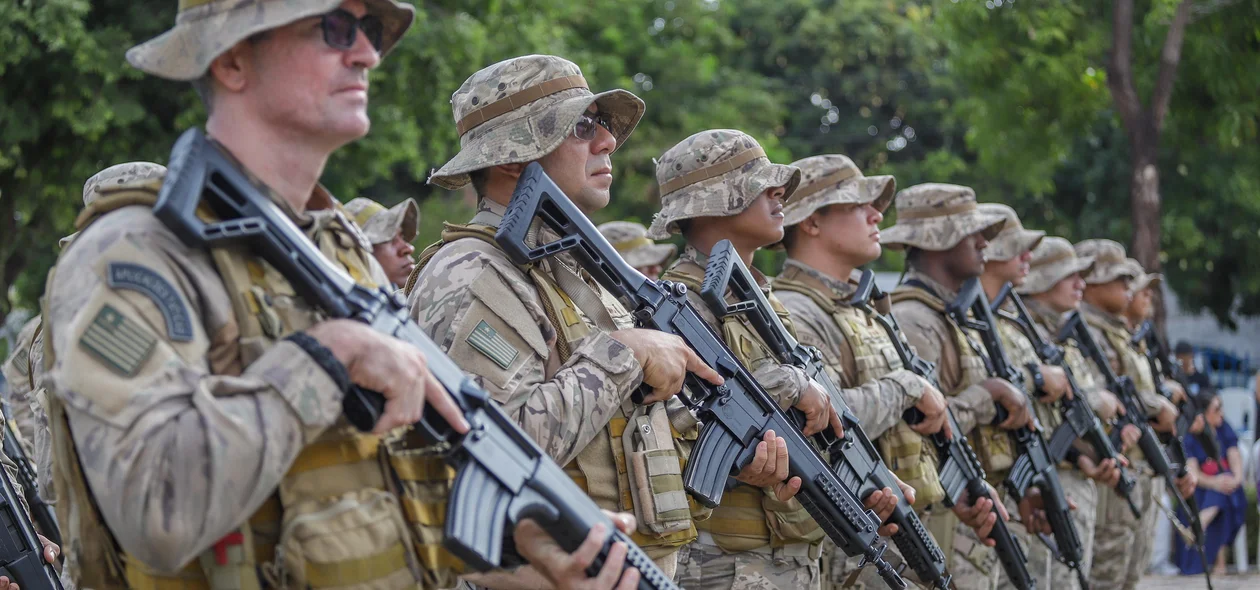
321;9;384;52
573;111;615;141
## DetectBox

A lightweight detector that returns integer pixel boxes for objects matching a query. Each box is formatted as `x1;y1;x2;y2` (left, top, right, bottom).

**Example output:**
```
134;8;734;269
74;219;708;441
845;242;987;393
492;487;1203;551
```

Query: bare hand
983;378;1035;431
953;482;1007;546
309;320;469;435
1039;365;1072;402
1165;381;1188;405
611;329;724;403
1016;488;1074;536
1151;399;1178;435
910;382;950;437
1077;456;1122;489
735;430;802;502
1119;424;1141;452
516;515;641;590
864;487;900;537
1175;471;1198;499
794;380;842;437
1217;475;1240;495
1095;389;1124;422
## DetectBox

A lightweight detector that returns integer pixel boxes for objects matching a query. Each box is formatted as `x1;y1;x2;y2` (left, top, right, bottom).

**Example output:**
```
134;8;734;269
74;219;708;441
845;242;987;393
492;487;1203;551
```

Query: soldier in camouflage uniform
648;131;906;590
343;197;420;288
1072;240;1191;590
882;184;1046;590
978;206;1131;589
407;56;797;588
771;154;952;590
598;221;675;279
40;5;646;590
1121;259;1162;331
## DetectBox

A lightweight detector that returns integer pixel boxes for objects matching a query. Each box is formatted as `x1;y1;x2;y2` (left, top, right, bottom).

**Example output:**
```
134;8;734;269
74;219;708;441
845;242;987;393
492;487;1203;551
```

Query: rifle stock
153;129;679;590
494;163;907;589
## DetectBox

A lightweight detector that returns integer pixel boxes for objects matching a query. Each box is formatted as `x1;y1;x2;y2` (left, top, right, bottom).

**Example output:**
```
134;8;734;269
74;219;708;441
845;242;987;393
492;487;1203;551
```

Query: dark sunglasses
573;111;615;141
321;9;384;52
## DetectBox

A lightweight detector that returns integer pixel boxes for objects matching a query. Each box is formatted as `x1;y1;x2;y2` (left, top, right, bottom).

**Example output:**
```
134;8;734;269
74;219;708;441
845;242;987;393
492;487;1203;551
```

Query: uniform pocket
274;488;417;590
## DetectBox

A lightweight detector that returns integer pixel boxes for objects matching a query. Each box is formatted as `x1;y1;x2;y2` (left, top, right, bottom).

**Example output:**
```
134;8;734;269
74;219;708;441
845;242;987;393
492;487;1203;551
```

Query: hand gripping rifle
153;129;679;590
1131;321;1222;463
0;405;61;548
699;240;949;590
850;272;1036;590
0;448;62;590
948;279;1086;588
492;163;906;589
989;284;1140;520
1057;311;1212;590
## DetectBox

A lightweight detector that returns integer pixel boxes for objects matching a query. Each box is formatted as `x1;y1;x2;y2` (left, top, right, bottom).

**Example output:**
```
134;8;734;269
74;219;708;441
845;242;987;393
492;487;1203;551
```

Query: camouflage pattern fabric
428;54;644;189
780;154;894;229
880;183;1005;252
63;161;168;247
977;203;1044;262
344;197;419;244
1;317;42;460
1037;470;1098;590
1089;464;1157;590
1019;237;1096;296
676;541;822;590
598;220;676;269
648;129;800;239
1073;239;1138;286
126;0;415;80
1122;258;1162;293
924;509;1000;590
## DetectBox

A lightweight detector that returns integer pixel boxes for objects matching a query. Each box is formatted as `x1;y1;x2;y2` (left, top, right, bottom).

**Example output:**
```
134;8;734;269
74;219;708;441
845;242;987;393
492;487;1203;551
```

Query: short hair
193;30;272;115
1174;341;1195;356
469;169;490;198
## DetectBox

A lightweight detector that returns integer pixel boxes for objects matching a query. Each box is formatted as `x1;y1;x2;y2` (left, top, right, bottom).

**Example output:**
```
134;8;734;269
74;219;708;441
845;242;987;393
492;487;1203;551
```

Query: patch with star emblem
79;305;156;377
466;320;519;369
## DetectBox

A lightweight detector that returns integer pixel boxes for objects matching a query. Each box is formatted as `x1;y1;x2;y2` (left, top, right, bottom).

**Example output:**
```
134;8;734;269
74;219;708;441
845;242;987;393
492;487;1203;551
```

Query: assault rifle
493;163;906;589
700;240;949;590
1;406;61;548
154;129;680;590
989;284;1140;520
949;279;1086;588
852;272;1036;590
1057;311;1212;590
0;458;62;590
1131;321;1221;463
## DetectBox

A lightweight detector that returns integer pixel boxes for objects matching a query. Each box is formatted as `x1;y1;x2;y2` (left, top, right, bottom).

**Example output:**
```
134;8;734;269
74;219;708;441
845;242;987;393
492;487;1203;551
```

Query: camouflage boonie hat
647;129;801;239
1124;257;1163;292
880;183;1005;251
127;0;415;81
1074;239;1138;285
344;197;419;244
978;203;1045;262
781;154;895;228
428;55;645;190
1019;236;1096;295
599;221;676;268
64;161;169;248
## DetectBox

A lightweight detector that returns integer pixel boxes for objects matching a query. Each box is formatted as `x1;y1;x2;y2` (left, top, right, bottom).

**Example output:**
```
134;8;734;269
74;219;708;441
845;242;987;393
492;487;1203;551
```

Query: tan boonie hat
127;0;415;81
648;129;801;239
64;162;169;248
880;183;1005;251
1019;236;1096;295
1123;257;1163;292
1074;239;1138;285
598;221;676;269
428;54;645;190
344;197;419;244
978;203;1045;262
781;154;895;228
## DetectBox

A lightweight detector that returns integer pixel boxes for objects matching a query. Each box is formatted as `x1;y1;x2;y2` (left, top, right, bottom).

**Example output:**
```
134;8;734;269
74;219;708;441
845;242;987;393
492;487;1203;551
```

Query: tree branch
1107;0;1143;133
1151;0;1194;131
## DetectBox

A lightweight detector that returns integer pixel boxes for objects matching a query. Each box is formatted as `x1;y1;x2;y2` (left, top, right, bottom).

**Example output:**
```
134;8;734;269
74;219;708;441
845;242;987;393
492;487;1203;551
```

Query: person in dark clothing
1175;341;1216;398
1175;393;1247;576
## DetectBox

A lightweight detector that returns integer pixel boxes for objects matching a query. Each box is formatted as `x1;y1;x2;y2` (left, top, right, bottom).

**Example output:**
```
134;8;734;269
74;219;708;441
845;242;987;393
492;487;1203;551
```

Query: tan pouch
272;489;417;590
623;403;692;536
761;493;826;544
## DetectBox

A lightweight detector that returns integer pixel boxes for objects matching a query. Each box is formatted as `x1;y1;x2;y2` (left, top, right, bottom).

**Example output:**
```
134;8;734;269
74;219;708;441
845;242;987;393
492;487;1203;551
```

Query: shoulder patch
466;320;520;369
79;305;157;377
11;348;30;377
107;262;194;342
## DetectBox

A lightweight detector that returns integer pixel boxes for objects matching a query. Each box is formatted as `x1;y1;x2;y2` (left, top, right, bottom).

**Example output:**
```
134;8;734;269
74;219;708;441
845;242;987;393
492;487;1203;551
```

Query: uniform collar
1080;301;1128;331
902;268;960;302
1024;298;1067;329
679;244;773;291
780;258;856;300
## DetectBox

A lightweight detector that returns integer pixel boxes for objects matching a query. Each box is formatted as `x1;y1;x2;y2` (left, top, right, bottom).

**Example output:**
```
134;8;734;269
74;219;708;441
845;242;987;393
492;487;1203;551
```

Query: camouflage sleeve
47;213;346;573
0;449;31;518
894;302;995;434
407;241;642;467
997;320;1039;398
683;288;806;408
783;297;920;438
2;317;41;453
1065;345;1109;415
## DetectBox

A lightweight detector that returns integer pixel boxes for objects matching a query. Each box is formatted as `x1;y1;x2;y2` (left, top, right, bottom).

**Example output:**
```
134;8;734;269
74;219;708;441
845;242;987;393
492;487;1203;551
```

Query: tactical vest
889;287;1014;484
408;223;696;558
43;179;460;590
772;277;946;509
1090;316;1157;463
660;264;825;553
994;314;1063;433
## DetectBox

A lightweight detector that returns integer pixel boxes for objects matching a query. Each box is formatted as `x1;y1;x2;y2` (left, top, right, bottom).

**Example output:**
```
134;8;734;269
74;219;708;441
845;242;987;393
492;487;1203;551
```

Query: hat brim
127;0;415;81
622;243;677;268
1085;263;1140;286
1019;254;1095;295
986;227;1047;262
881;210;1006;252
646;159;801;239
429;88;645;190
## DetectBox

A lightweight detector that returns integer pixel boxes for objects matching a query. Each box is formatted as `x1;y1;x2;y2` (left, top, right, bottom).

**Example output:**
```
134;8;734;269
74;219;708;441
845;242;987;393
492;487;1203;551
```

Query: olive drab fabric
44;174;461;590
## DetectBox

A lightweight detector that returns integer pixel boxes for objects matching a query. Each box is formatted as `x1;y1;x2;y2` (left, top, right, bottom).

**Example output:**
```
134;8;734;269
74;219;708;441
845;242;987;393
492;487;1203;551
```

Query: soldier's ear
801;211;824;236
208;43;252;93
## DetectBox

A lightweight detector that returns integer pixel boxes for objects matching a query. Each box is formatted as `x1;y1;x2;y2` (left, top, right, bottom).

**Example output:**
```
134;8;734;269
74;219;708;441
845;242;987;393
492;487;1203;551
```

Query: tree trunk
1128;135;1167;333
